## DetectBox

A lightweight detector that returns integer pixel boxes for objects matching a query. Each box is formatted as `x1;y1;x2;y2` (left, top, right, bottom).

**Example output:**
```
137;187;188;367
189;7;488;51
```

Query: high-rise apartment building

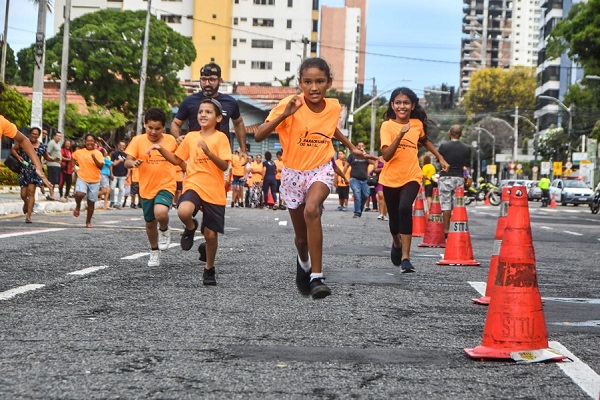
319;0;367;93
511;0;542;67
52;0;318;84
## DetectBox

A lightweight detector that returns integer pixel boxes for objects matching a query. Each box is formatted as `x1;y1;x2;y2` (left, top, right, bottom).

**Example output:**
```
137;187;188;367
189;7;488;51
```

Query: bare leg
85;199;95;227
204;228;218;269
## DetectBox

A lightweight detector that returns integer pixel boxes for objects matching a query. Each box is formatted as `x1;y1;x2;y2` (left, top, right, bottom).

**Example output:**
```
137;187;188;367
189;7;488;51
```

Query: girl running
379;87;449;272
255;57;374;299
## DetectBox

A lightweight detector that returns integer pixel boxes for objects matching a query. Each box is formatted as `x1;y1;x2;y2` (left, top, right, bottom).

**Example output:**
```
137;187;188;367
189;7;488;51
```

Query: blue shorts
75;179;101;202
232;175;244;186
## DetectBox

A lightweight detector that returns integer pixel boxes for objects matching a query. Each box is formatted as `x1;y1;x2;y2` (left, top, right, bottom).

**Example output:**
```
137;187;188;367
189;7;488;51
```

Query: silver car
548;178;594;206
525;180;543;201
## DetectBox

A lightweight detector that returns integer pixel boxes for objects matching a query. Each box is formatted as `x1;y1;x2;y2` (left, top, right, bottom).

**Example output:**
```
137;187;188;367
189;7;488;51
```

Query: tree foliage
36;9;196;117
547;0;600;74
537;127;580;163
0;86;31;128
2;44;19;85
462;67;536;120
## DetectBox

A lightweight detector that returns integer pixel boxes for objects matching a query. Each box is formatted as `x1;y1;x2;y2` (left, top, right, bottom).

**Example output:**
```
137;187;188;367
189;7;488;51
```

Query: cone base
437;259;481;266
472;296;490;305
418;243;446;248
464;346;512;360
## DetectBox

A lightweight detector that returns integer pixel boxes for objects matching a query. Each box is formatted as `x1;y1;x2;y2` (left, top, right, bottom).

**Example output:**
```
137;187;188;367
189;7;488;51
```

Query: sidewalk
0;186;78;216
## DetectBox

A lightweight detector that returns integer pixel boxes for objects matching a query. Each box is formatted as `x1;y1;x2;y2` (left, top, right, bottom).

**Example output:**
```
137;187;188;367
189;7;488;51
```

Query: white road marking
0;228;65;239
468;281;486;296
67;266;109;276
563;231;583;236
543;297;600;305
121;252;149;260
102;220;122;224
540;226;554;230
0;284;45;301
550;341;600;400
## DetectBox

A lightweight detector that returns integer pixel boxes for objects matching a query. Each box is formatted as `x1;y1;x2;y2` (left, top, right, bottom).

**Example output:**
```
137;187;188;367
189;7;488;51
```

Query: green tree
16;46;36;86
537;127;580;163
2;44;19;84
40;9;196;117
547;0;600;75
0;86;31;128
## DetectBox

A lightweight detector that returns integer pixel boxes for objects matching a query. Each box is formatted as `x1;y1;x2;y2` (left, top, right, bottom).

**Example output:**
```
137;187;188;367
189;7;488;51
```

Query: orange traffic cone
419;187;445;248
483;191;491;206
465;185;562;360
267;192;275;206
412;185;426;237
473;186;511;305
549;193;556;208
437;186;480;266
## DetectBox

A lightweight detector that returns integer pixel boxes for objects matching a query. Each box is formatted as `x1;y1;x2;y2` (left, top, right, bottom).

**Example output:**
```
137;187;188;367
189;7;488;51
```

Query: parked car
525;180;543;201
548;177;594;206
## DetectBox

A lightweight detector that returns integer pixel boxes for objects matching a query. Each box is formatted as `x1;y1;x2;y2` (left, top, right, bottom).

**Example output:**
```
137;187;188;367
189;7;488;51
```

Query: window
212;14;217;19
239;60;246;65
287;19;292;29
253;18;274;27
254;0;275;4
240;38;247;43
161;15;182;24
285;40;291;50
233;38;237;46
285;62;290;71
251;61;273;70
233;17;238;25
240;17;247;22
211;36;216;41
232;60;237;68
252;39;274;48
288;0;293;6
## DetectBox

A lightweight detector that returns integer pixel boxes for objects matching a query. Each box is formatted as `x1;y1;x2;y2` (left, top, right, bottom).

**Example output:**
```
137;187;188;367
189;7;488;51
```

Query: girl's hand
146;144;160;155
284;95;303;117
440;159;450;172
198;140;208;152
400;123;410;135
351;147;378;161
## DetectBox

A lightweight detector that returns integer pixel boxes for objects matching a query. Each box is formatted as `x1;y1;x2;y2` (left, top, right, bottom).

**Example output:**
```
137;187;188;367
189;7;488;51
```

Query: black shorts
424;184;434;197
337;185;349;199
178;189;225;234
47;166;61;185
131;182;140;196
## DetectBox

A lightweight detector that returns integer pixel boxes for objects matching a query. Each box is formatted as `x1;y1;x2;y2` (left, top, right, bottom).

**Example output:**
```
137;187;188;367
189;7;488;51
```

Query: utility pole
136;0;152;135
301;36;309;60
31;0;48;129
513;106;519;164
370;77;377;155
0;0;9;82
58;0;72;137
347;85;356;144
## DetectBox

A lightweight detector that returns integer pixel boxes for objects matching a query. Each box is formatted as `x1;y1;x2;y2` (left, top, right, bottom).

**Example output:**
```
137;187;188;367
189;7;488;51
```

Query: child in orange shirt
152;98;232;286
379;87;449;272
255;57;375;299
125;108;178;267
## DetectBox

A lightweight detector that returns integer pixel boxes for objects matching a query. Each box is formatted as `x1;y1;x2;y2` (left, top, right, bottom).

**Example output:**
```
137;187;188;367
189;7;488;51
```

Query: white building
511;0;542;67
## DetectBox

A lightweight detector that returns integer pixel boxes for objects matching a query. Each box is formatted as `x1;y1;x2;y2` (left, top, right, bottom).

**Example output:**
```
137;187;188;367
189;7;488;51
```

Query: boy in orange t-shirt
125;108;178;267
153;98;232;285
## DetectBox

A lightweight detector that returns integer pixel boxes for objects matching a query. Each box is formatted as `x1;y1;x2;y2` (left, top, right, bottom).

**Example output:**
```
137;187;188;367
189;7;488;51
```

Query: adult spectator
344;141;371;218
539;175;551;207
109;141;128;209
170;62;247;161
262;151;278;210
438;125;471;236
59;139;74;199
421;154;437;210
334;150;349;211
45;131;62;201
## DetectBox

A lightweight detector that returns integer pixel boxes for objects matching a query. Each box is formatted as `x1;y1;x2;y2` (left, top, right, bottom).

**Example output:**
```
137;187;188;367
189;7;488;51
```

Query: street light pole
538;95;580;152
510;113;539;165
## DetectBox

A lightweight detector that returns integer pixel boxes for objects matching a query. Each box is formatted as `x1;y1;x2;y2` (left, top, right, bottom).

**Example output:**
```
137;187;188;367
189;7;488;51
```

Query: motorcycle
590;189;600;214
464;182;501;206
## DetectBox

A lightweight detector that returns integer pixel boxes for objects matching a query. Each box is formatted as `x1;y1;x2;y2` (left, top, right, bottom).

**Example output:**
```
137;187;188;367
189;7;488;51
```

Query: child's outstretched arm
198;141;229;172
255;96;303;142
334;128;378;161
146;144;186;170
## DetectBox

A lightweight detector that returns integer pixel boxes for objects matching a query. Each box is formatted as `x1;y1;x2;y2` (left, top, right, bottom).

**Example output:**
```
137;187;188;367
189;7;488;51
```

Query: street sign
541;162;550;175
509;162;516;169
553;161;563;176
572;152;587;162
532;166;539;173
517;164;522;170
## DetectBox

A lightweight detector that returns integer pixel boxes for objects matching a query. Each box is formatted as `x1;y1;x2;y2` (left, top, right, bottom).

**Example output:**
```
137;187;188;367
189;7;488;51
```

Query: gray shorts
75;179;101;202
438;176;464;211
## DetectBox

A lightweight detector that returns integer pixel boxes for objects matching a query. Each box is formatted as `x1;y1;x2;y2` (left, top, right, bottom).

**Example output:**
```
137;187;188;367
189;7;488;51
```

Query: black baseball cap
201;63;221;78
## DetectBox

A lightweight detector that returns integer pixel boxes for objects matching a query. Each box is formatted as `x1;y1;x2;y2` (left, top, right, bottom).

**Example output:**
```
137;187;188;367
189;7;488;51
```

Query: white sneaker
158;227;171;250
383;215;389;221
377;214;384;220
148;249;160;267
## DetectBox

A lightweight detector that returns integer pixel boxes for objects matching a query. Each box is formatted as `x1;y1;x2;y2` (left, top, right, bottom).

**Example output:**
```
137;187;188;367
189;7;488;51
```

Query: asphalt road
1;196;599;399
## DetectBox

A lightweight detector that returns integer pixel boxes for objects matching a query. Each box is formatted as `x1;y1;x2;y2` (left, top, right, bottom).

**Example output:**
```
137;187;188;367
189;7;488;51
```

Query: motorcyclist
539;175;551;207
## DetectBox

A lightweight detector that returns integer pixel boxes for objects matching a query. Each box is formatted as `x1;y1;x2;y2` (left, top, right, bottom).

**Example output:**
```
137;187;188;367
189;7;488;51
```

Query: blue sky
5;0;464;97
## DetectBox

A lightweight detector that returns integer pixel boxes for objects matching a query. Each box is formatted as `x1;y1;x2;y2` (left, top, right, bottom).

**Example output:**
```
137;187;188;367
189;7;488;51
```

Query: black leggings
263;179;277;204
60;172;72;197
383;181;420;236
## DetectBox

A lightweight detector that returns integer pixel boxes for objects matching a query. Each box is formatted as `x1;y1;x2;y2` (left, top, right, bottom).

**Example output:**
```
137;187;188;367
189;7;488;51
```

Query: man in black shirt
109;141;128;209
171;63;247;162
344;141;372;218
437;125;472;235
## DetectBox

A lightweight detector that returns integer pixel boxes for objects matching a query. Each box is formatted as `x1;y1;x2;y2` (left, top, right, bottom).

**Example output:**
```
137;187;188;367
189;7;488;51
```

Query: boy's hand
198;140;208;152
146;144;160;155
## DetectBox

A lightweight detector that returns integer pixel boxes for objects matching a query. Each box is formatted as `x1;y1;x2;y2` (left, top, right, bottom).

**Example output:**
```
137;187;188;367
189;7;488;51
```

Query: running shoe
147;249;160;267
203;267;217;285
198;242;207;262
296;257;311;296
390;244;402;266
309;278;331;299
401;259;416;273
180;218;198;251
157;227;171;251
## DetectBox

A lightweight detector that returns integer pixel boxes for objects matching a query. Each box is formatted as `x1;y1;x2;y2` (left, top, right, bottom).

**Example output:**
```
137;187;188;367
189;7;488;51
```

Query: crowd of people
3;58;477;300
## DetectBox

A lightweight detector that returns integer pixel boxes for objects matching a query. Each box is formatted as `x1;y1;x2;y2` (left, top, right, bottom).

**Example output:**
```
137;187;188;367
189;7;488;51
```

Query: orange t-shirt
175;130;232;206
125;133;178;199
274;159;284;180
72;148;103;183
175;165;184;183
266;95;341;171
247;161;263;185
231;153;246;176
131;167;139;183
335;158;349;187
378;118;424;188
0;115;18;140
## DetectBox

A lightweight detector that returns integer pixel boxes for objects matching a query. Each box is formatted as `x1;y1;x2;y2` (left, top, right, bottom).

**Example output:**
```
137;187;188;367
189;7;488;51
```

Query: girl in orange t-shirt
255;57;373;299
153;98;232;285
379;87;449;272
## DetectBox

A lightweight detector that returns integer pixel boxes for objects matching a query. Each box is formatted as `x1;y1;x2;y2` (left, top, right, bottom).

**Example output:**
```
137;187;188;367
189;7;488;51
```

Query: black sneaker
400;259;416;273
180;218;198;251
309;278;331;299
203;267;216;285
390;244;402;266
231;202;234;208
198;242;206;262
296;257;311;296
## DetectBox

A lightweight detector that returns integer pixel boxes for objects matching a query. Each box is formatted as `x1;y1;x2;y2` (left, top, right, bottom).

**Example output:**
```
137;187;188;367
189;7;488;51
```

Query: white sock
310;272;323;281
298;254;311;272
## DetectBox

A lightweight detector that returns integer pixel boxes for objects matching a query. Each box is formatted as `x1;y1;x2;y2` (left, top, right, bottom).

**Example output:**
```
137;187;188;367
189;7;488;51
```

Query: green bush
0;164;19;186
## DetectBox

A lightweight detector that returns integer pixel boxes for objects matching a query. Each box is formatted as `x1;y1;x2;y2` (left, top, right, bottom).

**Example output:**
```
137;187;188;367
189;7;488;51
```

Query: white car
548;178;594;206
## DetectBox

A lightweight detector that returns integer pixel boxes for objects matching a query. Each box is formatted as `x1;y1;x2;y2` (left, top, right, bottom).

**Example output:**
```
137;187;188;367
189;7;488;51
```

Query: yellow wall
191;2;233;81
